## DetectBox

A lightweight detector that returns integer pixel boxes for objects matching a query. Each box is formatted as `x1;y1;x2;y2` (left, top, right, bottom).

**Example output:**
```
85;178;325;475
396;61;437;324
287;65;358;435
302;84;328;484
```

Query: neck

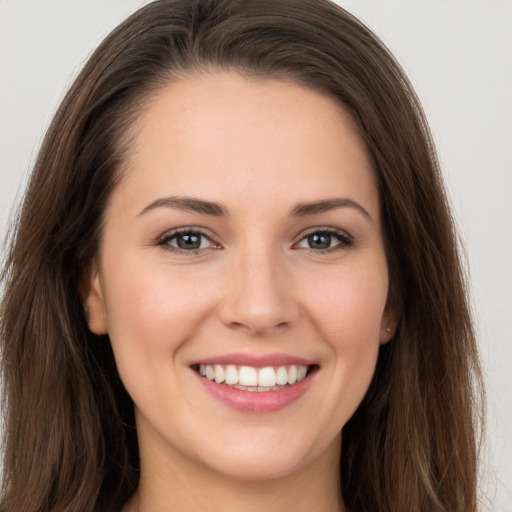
124;434;344;512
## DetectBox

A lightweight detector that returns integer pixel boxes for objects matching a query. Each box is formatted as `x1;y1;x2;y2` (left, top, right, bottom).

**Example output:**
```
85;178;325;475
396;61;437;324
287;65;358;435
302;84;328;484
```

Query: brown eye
176;233;202;250
307;233;332;250
159;230;218;252
296;229;353;252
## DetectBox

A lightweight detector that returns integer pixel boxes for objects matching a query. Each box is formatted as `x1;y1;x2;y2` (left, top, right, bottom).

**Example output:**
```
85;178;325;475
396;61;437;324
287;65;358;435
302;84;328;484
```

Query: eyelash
157;227;220;254
156;227;353;255
294;227;354;253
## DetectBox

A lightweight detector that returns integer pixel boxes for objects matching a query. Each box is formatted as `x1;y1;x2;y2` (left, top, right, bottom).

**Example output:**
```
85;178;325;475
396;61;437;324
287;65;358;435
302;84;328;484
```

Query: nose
217;246;300;336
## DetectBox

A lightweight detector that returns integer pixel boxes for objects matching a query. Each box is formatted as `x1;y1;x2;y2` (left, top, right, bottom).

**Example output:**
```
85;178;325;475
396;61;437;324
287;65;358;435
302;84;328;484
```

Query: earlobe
379;303;400;345
80;261;108;335
380;325;394;345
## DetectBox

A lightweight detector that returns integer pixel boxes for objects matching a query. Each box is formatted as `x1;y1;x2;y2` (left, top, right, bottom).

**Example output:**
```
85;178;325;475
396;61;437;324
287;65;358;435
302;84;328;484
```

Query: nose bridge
219;239;299;335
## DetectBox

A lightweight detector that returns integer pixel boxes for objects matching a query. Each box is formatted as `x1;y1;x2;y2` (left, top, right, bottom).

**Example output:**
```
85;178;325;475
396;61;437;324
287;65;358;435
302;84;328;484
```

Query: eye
158;229;219;253
295;229;353;252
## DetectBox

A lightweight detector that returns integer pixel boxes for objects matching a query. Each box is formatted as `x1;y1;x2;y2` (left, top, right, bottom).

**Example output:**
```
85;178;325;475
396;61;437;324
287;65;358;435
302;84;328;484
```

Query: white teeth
276;366;288;385
205;365;215;380
214;364;225;384
288;365;297;385
297;366;307;381
225;364;238;385
199;363;311;389
239;366;258;386
258;366;277;387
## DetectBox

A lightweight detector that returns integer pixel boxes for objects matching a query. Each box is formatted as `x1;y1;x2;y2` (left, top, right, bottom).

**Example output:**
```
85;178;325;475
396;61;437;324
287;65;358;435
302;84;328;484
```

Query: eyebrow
137;196;226;217
137;195;372;222
291;198;372;221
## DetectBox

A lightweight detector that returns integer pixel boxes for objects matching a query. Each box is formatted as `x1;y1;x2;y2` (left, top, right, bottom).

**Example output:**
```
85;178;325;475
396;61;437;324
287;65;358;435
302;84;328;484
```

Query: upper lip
189;352;316;368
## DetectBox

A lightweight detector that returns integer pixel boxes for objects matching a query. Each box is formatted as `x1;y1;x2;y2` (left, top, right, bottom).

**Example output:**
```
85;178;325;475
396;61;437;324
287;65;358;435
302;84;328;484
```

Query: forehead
115;71;378;219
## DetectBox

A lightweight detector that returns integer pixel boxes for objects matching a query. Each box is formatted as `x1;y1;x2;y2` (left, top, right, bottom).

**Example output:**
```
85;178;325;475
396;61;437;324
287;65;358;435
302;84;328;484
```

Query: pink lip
195;374;315;413
191;355;318;413
190;352;316;368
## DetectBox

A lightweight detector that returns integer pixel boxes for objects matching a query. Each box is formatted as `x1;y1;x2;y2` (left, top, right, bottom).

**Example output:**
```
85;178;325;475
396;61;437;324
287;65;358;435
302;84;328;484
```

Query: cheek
102;259;215;378
307;262;389;347
302;262;388;423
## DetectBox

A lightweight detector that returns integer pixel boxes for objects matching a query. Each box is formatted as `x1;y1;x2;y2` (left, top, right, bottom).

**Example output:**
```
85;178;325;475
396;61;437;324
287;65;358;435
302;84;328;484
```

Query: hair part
1;1;484;511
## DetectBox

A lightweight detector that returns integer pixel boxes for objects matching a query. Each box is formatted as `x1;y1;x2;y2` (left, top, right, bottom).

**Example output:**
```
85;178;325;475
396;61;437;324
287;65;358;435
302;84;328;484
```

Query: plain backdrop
1;1;511;510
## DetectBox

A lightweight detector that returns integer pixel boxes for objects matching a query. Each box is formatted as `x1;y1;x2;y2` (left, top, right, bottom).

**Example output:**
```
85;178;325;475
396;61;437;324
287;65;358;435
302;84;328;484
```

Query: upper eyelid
158;226;217;241
294;226;352;241
299;226;347;234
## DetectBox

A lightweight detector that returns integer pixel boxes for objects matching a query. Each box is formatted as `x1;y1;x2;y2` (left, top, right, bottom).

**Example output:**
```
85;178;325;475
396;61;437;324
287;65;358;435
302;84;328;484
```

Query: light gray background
1;1;511;510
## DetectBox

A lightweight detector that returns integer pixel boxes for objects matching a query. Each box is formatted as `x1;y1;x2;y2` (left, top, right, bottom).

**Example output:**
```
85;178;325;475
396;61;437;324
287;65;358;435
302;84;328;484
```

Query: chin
190;428;340;482
206;451;309;481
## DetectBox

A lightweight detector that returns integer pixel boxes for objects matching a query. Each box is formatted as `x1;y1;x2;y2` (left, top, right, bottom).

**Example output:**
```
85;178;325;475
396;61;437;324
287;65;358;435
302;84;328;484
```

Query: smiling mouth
192;364;317;392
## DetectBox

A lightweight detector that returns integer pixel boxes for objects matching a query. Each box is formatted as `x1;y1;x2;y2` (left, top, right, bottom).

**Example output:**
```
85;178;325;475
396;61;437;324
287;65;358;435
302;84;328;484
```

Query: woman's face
85;72;397;481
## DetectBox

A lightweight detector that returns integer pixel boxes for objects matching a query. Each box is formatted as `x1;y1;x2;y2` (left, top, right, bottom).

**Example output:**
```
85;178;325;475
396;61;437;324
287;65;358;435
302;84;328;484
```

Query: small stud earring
386;327;391;332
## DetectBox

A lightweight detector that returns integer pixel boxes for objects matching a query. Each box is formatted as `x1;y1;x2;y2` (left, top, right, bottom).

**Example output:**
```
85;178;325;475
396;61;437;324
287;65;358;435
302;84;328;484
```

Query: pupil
177;233;201;250
309;233;331;249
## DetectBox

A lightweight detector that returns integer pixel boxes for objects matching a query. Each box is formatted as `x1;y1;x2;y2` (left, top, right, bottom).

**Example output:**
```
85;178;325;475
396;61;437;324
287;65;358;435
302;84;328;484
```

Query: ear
379;297;400;345
80;260;108;335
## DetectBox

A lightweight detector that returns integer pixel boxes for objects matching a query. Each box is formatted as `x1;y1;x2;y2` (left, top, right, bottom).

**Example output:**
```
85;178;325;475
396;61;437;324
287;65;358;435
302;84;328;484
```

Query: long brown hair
0;1;484;510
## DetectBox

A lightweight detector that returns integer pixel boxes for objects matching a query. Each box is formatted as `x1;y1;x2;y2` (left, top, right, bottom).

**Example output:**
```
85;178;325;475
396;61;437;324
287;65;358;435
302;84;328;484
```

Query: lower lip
194;370;316;413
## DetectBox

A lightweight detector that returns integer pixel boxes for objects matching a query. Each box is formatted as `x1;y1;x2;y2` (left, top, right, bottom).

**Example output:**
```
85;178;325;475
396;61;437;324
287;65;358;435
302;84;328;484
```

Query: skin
84;72;398;512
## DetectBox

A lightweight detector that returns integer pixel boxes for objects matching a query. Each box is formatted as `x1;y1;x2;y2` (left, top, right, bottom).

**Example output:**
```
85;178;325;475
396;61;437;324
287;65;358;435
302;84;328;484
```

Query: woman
0;0;484;511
